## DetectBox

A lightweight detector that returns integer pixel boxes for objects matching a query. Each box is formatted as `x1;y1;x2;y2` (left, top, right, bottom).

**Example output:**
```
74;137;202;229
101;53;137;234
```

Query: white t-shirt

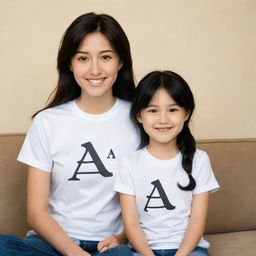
114;148;219;249
18;98;139;241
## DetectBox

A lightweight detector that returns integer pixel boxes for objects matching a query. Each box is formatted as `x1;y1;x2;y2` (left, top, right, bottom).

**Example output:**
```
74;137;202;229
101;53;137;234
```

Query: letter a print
68;142;113;181
144;179;175;212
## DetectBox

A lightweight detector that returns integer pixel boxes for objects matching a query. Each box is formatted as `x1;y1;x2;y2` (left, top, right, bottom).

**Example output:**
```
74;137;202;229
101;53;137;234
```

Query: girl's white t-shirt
18;98;139;241
114;148;219;249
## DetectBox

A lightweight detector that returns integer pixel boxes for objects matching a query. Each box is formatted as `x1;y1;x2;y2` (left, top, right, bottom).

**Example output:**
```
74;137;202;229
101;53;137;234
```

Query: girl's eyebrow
147;103;178;107
147;104;158;107
76;50;115;54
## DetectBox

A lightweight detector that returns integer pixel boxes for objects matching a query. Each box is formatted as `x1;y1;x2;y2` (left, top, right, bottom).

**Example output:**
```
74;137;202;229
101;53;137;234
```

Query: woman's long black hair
34;12;135;117
130;70;196;191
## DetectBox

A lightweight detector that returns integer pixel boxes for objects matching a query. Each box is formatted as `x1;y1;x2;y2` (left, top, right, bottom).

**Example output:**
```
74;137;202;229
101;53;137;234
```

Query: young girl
114;71;219;256
0;13;139;256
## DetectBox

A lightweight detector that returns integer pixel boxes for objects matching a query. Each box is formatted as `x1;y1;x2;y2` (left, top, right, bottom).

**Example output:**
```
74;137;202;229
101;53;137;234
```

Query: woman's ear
69;63;73;72
118;60;123;71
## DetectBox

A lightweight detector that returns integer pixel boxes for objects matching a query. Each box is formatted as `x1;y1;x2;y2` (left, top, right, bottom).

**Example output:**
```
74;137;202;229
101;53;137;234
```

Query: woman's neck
76;95;116;114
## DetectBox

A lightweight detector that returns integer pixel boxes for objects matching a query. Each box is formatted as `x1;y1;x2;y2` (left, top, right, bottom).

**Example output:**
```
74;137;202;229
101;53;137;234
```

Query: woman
0;12;139;256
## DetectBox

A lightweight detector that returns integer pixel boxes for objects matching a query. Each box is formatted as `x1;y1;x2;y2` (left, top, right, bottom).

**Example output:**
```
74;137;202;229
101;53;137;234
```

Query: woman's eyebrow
76;50;115;54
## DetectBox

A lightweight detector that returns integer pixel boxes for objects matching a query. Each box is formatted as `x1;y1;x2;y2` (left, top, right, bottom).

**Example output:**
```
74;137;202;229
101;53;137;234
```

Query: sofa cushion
197;139;256;233
0;134;29;237
205;230;256;256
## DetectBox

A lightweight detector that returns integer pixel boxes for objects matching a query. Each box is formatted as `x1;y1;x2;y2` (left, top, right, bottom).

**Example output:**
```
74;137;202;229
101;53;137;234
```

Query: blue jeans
0;234;136;256
152;246;208;256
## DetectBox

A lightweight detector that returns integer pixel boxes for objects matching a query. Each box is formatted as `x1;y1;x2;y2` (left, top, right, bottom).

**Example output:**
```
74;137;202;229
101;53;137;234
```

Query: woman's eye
101;55;112;61
148;109;157;113
169;108;178;112
78;56;88;62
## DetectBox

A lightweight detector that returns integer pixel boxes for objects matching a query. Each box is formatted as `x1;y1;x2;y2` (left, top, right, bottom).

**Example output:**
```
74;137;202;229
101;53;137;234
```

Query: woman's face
70;32;122;101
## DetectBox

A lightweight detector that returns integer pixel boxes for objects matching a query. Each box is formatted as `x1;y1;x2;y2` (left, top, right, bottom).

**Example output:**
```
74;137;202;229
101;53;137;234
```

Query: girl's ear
136;113;142;124
184;111;190;121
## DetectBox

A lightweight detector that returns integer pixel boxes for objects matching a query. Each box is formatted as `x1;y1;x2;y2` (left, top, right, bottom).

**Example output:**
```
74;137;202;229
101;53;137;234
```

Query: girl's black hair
130;70;196;191
34;12;135;117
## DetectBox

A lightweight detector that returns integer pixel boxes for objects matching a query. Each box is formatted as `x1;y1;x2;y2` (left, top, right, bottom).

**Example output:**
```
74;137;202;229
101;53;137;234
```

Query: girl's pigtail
177;121;196;191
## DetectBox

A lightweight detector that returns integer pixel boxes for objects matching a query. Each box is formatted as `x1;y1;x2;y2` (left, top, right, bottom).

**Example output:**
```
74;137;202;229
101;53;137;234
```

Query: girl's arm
27;166;90;256
175;192;210;256
120;193;155;256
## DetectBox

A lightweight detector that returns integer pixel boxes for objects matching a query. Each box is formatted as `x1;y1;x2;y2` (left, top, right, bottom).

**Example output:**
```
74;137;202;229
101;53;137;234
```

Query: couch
0;133;255;255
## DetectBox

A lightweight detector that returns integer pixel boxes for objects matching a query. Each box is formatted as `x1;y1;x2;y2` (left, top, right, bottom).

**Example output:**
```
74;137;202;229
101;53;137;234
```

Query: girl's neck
76;94;116;114
147;142;179;160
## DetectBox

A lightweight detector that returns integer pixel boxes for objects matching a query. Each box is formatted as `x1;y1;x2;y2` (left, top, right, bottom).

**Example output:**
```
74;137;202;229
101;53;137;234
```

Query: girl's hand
175;192;209;256
97;235;120;253
81;252;92;256
69;252;91;256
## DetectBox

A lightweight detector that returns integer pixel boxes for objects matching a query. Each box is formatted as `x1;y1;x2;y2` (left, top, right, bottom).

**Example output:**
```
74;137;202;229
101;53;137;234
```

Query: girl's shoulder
193;149;220;193
192;149;212;172
193;148;213;174
194;148;209;160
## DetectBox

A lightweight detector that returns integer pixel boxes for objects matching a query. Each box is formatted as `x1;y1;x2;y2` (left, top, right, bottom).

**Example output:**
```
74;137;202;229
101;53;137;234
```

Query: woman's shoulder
116;98;132;110
34;100;75;120
120;149;144;165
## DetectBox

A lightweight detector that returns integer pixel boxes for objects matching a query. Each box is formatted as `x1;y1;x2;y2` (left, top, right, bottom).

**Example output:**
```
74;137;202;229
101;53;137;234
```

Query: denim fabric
0;234;59;256
0;234;138;256
152;246;208;256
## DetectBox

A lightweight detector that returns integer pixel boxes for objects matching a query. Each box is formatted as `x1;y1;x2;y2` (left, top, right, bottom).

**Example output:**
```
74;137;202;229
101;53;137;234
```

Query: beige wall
0;0;255;139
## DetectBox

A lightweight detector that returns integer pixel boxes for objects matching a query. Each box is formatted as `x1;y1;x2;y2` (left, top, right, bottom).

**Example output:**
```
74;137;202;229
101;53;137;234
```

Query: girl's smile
155;127;173;132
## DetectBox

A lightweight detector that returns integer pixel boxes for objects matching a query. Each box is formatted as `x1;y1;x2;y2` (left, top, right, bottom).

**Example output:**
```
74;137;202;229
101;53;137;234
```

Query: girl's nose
89;59;102;76
159;111;169;123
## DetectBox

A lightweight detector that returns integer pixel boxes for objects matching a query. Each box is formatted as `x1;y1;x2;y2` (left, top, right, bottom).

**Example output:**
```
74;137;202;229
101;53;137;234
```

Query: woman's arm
120;193;155;256
175;192;210;256
97;230;127;253
97;229;128;253
27;166;90;256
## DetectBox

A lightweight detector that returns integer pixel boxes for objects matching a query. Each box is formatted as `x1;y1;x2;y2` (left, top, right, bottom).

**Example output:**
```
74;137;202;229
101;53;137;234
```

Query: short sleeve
17;113;53;172
192;150;220;194
114;156;135;195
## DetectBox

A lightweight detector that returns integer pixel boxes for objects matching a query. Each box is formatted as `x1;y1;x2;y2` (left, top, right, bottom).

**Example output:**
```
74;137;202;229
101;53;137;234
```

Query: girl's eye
78;56;88;62
169;108;178;112
148;109;157;113
101;55;112;61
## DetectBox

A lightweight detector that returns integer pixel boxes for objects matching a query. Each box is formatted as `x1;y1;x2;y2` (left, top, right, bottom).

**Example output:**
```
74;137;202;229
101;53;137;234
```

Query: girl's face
70;32;122;101
137;87;188;150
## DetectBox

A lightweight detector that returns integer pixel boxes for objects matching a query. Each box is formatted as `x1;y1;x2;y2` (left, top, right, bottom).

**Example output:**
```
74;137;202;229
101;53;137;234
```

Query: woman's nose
89;59;102;76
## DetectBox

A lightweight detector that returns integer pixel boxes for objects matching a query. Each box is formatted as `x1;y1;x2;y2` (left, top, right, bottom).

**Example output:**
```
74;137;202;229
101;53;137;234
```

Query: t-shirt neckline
70;98;120;120
142;147;181;166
